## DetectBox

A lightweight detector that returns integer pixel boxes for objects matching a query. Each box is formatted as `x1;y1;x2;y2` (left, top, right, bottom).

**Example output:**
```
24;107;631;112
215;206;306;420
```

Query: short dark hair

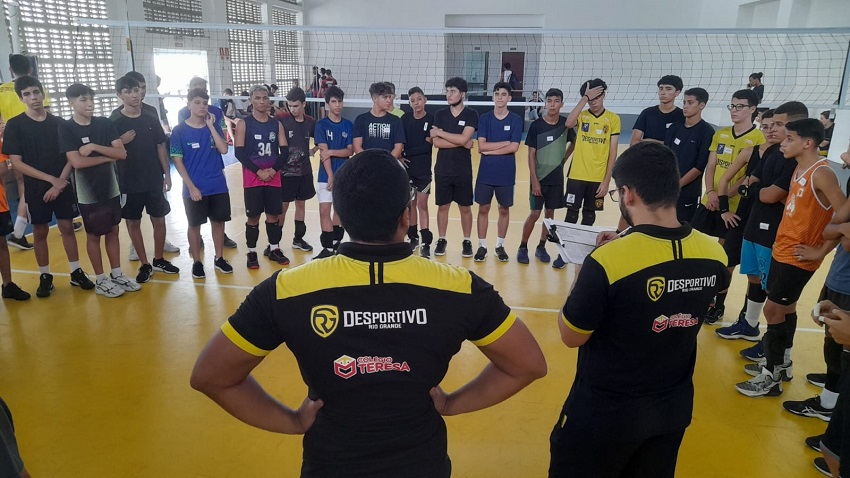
821;110;832;120
187;88;209;102
334;149;411;242
786;118;825;146
286;86;306;103
223;88;234;95
270;83;278;91
65;83;94;100
125;71;146;84
579;78;607;97
611;142;680;210
749;72;763;81
115;75;140;94
408;86;424;97
504;63;511;69
732;88;760;107
320;68;327;74
369;82;393;97
657;75;683;91
14;75;42;98
8;54;31;76
545;88;563;101
326;70;332;75
493;81;511;94
774;101;808;121
684;87;709;104
445;77;468;93
325;85;344;103
761;109;775;120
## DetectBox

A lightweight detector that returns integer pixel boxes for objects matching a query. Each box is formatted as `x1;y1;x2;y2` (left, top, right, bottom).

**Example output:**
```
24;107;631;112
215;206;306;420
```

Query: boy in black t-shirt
60;83;140;298
3;76;94;297
278;87;318;253
402;86;434;257
431;77;478;258
353;82;405;158
630;75;685;146
111;75;178;283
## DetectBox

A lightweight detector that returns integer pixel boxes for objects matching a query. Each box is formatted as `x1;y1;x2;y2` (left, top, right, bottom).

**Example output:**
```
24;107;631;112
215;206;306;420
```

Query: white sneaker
95;277;125;298
129;245;139;261
164;240;180;253
110;272;142;292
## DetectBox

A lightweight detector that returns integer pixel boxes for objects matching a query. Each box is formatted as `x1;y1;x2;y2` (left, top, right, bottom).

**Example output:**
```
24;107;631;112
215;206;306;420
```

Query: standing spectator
748;72;765;103
820;110;834;156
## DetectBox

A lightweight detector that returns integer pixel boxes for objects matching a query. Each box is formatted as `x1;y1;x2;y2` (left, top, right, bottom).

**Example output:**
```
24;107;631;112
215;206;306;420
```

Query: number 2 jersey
241;115;281;188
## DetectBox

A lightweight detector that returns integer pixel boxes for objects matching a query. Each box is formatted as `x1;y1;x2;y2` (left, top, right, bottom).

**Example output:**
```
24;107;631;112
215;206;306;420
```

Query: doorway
500;52;525;98
153;49;210;127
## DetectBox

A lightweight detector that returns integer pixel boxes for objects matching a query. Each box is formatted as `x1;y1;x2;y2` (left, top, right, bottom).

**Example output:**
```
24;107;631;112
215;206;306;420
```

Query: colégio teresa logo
333;355;356;379
311;305;339;338
647;277;665;302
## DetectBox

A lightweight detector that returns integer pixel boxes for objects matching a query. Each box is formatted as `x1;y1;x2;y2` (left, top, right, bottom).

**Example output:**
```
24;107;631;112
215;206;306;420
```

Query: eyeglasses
727;104;753;111
608;187;624;202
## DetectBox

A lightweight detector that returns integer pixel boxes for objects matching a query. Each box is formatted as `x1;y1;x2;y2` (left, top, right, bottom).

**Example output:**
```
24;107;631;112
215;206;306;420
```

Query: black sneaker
434;239;447;256
246;251;259;269
263;245;271;257
69;268;95;290
293;238;313;252
223;234;238;249
462;240;474;258
6;234;33;250
474;246;487;262
136;264;153;284
214;256;233;274
152;258;179;274
704;305;724;325
73;221;83;232
806;434;824;452
313;248;334;260
192;261;206;279
808;373;827;388
420;244;431;259
495;246;509;262
1;282;30;301
814;457;832;477
267;248;290;265
409;237;419;251
783;396;833;421
36;273;54;298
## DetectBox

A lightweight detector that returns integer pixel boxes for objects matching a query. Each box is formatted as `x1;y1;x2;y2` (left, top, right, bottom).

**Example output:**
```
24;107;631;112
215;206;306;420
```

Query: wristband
718;195;730;213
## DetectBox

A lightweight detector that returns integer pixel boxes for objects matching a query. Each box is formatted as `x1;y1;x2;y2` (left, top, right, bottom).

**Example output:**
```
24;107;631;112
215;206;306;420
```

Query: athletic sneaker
409;237;419;251
110;272;141;292
420;244;431;259
704;305;724;325
716;318;760;341
474;247;487;262
434;239;447;256
136;264;153;284
214;256;233;274
552;255;566;270
462;240;474;258
808;373;828;388
192;261;206;279
70;268;95;290
806;434;824;452
735;367;782;397
223;234;237;249
6;234;33;250
740;340;765;362
73;221;83;232
164;240;180;253
783;396;833;421
495;247;509;262
267;248;290;265
313;249;334;260
152;258;179;274
36;273;54;298
1;282;30;301
293;238;313;252
535;245;551;263
246;251;259;270
517;247;529;264
814;457;832;477
129;245;140;261
95;277;124;298
744;361;792;382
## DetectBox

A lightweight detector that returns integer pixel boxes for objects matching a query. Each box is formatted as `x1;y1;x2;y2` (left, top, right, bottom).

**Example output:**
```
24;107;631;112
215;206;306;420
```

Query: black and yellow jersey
224;242;514;477
561;224;728;439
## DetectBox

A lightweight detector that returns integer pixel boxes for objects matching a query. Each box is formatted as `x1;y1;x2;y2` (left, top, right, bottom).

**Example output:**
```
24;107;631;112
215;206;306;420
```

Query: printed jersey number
258;142;272;156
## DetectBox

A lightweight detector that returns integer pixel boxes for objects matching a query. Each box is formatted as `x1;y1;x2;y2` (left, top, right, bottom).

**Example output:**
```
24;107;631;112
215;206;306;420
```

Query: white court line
8;268;828;334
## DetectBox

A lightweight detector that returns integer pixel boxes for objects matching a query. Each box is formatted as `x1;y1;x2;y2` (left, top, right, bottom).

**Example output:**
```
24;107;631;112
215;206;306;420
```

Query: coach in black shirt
191;149;546;477
550;142;729;478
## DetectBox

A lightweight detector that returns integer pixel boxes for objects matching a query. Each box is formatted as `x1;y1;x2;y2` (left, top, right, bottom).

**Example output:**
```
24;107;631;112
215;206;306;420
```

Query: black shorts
28;187;78;225
531;183;565;211
410;174;433;194
121;190;171;220
549;419;685;478
564;178;601;211
677;196;698;224
434;174;473;207
244;186;283;217
184;193;231;226
766;259;815;306
0;211;12;236
723;223;745;268
281;175;316;203
690;204;727;239
79;197;122;236
475;183;514;207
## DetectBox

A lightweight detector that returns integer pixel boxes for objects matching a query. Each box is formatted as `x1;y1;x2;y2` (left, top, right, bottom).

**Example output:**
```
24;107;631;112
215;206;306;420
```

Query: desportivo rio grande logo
333;355;411;379
646;277;666;302
311;305;339;338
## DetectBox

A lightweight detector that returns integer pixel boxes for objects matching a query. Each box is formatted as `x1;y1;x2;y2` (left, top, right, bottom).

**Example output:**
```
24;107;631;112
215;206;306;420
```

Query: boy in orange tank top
737;119;850;397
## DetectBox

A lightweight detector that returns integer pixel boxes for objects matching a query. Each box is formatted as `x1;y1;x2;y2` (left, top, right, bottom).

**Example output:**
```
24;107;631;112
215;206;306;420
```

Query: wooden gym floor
0;144;835;477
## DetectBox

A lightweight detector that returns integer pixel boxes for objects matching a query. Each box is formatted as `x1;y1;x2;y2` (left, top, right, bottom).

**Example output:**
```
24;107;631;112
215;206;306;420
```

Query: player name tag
546;136;554;141
596;129;603;134
458;121;466;126
723;145;733;155
504;125;511;131
81;137;90;144
254;134;262;139
191;142;200;149
760;222;769;230
674;138;681;145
